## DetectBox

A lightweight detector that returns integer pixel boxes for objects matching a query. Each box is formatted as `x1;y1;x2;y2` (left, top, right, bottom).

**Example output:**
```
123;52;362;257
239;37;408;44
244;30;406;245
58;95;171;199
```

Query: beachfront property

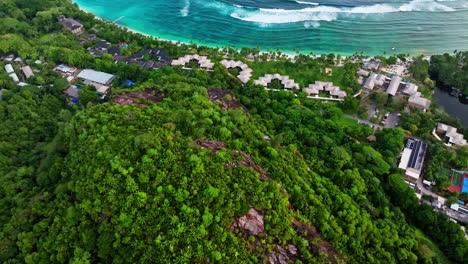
220;60;252;83
254;74;300;90
362;58;380;70
434;123;468;146
386;75;402;96
381;64;408;76
171;54;215;71
57;15;84;34
303;81;347;99
398;139;428;183
77;69;116;94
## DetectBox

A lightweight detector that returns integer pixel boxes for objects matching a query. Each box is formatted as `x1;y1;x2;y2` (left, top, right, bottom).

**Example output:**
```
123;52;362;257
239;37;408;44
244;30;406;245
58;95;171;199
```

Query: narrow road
345;113;468;223
344;114;384;130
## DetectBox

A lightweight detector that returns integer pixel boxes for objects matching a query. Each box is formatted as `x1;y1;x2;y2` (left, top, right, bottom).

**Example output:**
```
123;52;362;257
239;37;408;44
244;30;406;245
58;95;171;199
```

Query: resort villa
303;81;347;99
398;139;428;183
434;123;468;146
362;73;387;90
171;55;215;71
254;74;300;90
58;15;84;34
220;60;253;84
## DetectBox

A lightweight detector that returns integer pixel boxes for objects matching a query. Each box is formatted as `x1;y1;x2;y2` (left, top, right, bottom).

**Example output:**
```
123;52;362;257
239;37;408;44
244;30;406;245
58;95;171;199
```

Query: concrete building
398;139;428;183
4;64;14;74
386;75;402;96
436;123;467;146
9;73;19;83
77;69;116;86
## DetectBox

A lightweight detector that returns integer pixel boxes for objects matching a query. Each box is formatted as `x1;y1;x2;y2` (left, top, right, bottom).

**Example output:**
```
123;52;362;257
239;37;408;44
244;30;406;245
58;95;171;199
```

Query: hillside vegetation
0;0;467;263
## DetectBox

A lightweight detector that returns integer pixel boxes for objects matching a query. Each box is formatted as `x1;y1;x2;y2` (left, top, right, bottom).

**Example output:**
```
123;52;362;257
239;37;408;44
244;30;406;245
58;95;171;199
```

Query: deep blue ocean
73;0;468;55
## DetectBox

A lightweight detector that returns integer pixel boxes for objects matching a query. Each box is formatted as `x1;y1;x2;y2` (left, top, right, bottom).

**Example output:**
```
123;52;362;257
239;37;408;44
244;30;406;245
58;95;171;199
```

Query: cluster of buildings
171;54;215;71
359;69;431;111
434;123;467;146
88;40;172;69
54;64;116;102
220;60;252;83
251;74;347;100
2;55;39;86
303;81;347;100
254;74;300;90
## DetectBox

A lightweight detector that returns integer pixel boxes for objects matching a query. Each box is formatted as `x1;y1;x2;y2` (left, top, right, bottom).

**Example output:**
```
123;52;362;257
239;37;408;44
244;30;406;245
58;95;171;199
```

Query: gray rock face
235;208;264;235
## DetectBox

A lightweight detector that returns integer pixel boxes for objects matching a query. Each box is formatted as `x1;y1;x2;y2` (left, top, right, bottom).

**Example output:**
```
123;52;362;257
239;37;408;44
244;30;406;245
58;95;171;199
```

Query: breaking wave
180;0;190;17
295;1;319;6
229;0;455;24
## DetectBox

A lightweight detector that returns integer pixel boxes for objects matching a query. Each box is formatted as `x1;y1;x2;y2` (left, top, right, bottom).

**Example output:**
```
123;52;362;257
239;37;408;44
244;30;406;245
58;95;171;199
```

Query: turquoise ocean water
73;0;468;55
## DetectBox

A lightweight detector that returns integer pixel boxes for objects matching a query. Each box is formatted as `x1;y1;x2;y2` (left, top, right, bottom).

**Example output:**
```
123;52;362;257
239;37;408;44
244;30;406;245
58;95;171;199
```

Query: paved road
345;113;468;223
416;175;468;223
384;112;400;128
344;114;384;130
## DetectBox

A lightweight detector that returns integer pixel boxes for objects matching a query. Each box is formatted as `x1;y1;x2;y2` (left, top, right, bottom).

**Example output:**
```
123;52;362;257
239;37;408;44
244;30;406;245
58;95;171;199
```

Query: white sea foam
295;1;319;6
304;21;320;28
180;0;190;17
229;0;455;24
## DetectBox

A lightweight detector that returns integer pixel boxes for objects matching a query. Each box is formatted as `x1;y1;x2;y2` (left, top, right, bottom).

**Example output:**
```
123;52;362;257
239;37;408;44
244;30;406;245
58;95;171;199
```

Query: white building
4;64;14;74
436;123;467;146
398;139;428;183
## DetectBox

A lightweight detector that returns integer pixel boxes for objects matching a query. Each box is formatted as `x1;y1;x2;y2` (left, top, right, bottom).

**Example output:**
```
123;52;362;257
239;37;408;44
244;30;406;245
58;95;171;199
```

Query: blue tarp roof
462;177;468;193
121;80;136;85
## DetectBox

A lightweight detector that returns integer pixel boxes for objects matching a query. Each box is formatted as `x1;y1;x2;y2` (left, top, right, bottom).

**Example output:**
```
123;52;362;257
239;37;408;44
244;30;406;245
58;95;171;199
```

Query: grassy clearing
413;228;451;264
248;60;355;91
336;116;358;129
452;171;463;186
438;167;452;180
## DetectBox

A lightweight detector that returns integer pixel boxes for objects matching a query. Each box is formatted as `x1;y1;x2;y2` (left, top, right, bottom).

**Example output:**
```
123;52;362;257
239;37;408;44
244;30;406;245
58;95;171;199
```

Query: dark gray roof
107;46;121;56
96;40;111;50
61;18;83;31
407;140;427;170
114;55;128;63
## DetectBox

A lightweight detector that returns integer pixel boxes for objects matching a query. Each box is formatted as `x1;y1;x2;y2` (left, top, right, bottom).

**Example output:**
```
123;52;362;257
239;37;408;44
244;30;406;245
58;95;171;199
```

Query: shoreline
72;1;428;58
73;2;302;57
